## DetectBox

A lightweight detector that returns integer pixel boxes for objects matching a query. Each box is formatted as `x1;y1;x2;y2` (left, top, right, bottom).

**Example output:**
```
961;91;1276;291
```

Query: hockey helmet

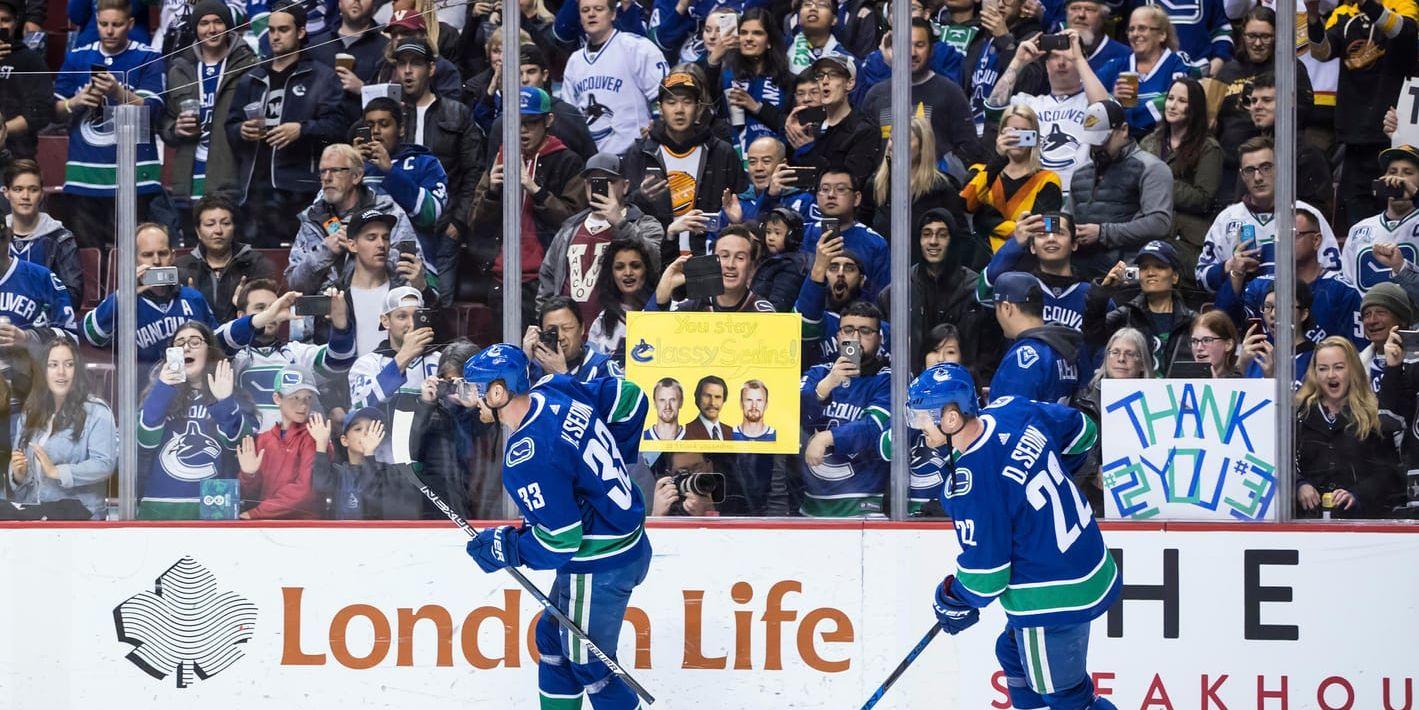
907;362;979;427
462;343;532;398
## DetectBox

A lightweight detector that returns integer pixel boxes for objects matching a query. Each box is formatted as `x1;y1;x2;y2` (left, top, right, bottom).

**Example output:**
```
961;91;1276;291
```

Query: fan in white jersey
562;0;669;154
1340;145;1419;294
984;32;1111;190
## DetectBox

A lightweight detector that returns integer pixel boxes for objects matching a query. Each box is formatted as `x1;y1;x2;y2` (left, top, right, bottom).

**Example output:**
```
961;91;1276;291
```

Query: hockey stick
859;624;941;710
393;462;657;706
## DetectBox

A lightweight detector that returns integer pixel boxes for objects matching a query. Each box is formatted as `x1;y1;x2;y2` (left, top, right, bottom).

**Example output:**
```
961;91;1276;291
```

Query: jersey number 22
1025;452;1094;553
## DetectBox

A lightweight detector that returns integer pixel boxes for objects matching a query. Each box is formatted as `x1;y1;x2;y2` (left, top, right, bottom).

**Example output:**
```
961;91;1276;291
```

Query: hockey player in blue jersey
461;344;651;710
989;271;1083;405
909;362;1118;710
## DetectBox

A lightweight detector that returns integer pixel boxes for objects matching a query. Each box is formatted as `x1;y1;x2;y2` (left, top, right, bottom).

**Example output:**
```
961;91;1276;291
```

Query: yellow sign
626;312;801;454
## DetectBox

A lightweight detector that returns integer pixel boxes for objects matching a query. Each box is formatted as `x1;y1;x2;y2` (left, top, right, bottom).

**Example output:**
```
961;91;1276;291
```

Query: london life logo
113;556;258;687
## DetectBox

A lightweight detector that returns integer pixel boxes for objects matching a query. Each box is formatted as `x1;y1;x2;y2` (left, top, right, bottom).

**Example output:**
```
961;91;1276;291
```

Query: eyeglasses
1240;163;1275;178
1243;32;1274;42
801;0;834;9
172;336;205;349
1189;336;1224;347
1107;348;1141;360
1297;229;1323;238
319;167;354;177
1261;303;1277;313
817;185;854;195
839;325;879;336
1127;24;1161;33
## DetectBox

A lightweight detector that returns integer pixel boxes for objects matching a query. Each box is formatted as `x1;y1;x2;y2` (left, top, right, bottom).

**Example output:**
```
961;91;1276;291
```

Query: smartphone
456;380;476;401
354;124;372;144
538;326;561;351
90;63;108;78
820;217;840;238
394;240;417;262
1247;316;1264;333
1015;129;1038;147
840;339;862;368
789;165;821;190
716;12;738;33
141;266;179;286
165;346;186;377
1374;179;1406;200
590;176;611;201
0;27;11;44
1239;224;1258;252
1038;33;1070;51
293;295;331;317
323;216;343;236
644;164;665;182
1040;213;1062;234
683;254;725;300
413;308;434;331
796;105;827;135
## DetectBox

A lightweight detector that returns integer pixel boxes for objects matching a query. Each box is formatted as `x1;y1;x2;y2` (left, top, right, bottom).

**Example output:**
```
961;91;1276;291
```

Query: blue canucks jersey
501;375;651;573
83;287;252;365
0;258;78;343
1216;271;1364;348
799;363;892;516
980;240;1092;331
1131;0;1232;63
53;41;166;196
938;396;1118;628
1097;50;1199;136
793;276;892;369
990;329;1081;405
798;222;891;301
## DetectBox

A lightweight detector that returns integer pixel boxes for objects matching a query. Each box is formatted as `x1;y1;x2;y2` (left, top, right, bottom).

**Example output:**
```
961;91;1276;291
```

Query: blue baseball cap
992;271;1043;305
519;87;553;117
1133;240;1180;270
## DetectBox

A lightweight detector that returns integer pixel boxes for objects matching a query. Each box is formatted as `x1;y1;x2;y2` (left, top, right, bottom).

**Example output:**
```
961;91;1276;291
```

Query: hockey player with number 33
460;343;651;710
908;363;1120;710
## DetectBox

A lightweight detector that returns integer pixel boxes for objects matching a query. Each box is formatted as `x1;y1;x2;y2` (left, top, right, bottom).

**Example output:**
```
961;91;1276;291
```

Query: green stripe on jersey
800;494;884;517
573;526;644;562
957;562;1011;598
533;521;583;553
1064;416;1097;455
1001;550;1118;616
539;691;584;710
865;406;889;430
66;161;161;190
610;379;643;422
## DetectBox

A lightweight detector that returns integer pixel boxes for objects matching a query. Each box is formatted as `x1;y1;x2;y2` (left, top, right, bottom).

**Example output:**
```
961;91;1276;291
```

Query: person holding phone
797;168;891;300
1237;281;1317;388
1342;145;1419;295
651;225;774;312
720;137;815;228
982;212;1089;336
962;104;1065;254
52;0;166;249
535;151;663;328
0;0;54;161
136;322;254;519
785;54;881;185
348;286;440;462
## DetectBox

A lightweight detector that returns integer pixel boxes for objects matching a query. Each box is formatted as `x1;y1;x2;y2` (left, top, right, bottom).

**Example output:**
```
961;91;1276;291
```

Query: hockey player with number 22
909;362;1120;709
460;343;651;710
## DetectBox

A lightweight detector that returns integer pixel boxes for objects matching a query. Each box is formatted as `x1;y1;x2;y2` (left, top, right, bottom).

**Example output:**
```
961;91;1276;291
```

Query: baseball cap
992;271;1044;305
1380;144;1419;170
382;285;424;314
1080;100;1126;146
809;55;857;83
1133;240;1180;270
345;406;384;429
348;208;397;237
520;43;549;70
519;87;553;117
392;37;434;61
659;71;705;101
386;9;426;32
580;152;623;178
276;367;319;396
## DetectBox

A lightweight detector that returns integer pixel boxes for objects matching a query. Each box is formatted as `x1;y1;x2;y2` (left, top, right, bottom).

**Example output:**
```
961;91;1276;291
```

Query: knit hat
1362;282;1415;326
192;0;234;28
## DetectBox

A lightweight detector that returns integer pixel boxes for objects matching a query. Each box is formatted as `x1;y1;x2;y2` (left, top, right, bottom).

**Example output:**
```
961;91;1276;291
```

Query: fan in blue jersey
909;363;1118;710
525;297;624;383
461;344;651;710
0;219;78;351
989;271;1083;405
1096;8;1201;137
981;213;1092;333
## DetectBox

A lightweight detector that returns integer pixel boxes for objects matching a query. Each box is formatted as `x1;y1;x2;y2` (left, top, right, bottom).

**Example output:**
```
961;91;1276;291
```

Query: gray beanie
1362;282;1415;326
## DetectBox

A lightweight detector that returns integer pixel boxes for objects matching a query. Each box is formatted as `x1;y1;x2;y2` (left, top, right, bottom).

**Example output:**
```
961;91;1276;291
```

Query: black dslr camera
667;468;726;503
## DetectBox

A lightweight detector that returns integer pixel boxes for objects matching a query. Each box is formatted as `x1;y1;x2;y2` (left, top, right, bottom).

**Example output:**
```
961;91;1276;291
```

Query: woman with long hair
1188;309;1241;378
1075;327;1155;515
8;341;115;519
960;104;1063;257
588;239;659;365
1294;336;1403;518
865;114;964;250
1140;77;1220;293
721;8;795;152
136;321;253;519
1110;5;1196;136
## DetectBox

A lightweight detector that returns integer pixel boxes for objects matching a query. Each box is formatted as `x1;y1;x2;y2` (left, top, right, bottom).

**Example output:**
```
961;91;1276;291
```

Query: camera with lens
666;468;726;503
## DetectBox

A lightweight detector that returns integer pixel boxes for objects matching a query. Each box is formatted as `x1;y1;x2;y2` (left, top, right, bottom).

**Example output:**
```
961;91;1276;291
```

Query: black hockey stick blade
860;624;941;709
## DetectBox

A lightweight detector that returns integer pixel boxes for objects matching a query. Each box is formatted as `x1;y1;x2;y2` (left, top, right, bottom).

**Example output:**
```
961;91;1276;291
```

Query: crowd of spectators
1;0;1418;521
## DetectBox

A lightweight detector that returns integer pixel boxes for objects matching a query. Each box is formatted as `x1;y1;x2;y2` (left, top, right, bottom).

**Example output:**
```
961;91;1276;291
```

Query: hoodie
6;213;83;303
989;323;1083;406
470;135;588;285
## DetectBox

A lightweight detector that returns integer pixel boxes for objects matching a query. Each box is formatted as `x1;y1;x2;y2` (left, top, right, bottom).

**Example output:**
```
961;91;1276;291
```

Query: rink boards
1;520;1417;709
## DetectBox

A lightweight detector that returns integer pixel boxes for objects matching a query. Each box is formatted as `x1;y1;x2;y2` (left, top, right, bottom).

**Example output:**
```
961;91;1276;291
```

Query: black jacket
749;250;809;313
227;55;350;196
1085;287;1198;375
878;262;1001;375
1295;403;1403;519
404;95;485;235
622;123;748;259
175;244;278;323
0;44;54;159
797;108;882;186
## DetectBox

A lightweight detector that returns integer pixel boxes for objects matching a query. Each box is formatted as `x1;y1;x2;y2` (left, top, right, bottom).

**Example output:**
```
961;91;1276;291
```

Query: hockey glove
933;575;980;635
467;525;522;573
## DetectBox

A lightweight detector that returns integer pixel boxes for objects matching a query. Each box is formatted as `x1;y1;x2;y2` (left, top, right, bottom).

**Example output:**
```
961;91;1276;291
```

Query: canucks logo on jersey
159;421;222;482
